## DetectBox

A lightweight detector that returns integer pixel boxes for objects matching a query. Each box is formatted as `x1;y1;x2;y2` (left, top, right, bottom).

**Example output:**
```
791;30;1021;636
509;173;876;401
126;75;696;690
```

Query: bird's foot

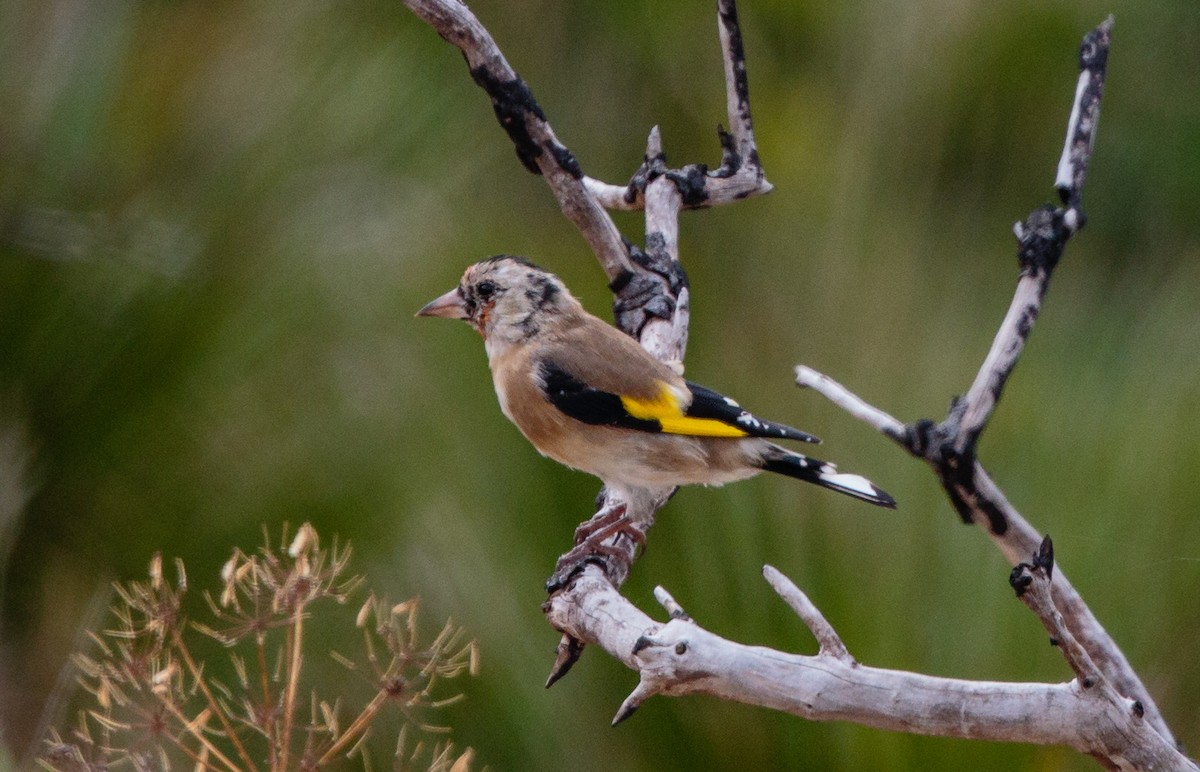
572;502;628;545
547;513;644;593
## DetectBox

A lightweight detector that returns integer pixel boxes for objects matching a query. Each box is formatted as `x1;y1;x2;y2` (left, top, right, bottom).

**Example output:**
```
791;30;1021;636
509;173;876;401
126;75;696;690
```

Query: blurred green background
2;0;1198;768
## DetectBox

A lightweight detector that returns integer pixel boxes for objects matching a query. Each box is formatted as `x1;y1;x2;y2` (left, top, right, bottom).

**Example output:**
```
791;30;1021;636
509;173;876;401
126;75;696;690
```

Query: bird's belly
532;422;762;490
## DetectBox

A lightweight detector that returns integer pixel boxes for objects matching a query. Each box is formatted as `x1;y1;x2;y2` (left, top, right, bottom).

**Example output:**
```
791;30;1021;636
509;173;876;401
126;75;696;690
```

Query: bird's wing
536;357;819;442
682;381;820;443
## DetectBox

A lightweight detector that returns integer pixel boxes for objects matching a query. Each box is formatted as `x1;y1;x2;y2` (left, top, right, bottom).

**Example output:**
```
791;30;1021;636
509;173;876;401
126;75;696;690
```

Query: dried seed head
469;642;481;677
151;662;178;695
174;557;187;592
149;553;163;590
220;554;237;584
449;747;475;772
289;522;317;557
357;595;374;629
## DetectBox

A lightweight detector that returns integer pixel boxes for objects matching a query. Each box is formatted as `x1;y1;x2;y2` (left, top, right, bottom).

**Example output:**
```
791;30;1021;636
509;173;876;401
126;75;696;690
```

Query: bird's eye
476;280;497;299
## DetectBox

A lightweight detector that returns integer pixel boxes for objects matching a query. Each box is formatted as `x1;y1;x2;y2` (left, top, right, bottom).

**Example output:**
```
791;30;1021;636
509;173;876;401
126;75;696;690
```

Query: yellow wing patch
620;382;749;438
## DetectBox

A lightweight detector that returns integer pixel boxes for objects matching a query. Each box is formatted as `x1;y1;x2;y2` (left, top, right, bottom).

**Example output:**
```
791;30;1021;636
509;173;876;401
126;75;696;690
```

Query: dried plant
39;523;479;771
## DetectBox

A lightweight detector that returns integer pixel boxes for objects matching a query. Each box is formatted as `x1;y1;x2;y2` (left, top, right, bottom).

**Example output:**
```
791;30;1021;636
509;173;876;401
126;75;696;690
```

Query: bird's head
417;255;579;344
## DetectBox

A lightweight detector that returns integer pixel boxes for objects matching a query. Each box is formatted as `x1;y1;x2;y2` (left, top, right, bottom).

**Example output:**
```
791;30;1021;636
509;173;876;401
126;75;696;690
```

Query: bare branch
1056;16;1112;208
403;0;632;282
797;364;1177;746
1009;537;1100;686
762;565;851;663
955;16;1110;451
795;365;907;441
408;0;775;680
544;566;1193;770
652;586;691;622
793;16;1180;748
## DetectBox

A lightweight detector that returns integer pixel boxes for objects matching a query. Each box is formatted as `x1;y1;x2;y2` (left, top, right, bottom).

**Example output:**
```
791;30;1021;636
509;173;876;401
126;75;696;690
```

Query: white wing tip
820;472;896;508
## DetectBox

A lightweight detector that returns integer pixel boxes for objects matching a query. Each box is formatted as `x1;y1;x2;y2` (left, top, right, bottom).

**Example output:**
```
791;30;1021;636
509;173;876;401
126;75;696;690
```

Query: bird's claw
547;514;644;592
572;502;628;545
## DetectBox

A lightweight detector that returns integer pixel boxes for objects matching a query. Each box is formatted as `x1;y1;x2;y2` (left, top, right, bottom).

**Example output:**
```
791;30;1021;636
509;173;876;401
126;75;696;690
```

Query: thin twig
763;565;851;663
794;365;906;440
171;629;260;772
155;697;242;772
278;606;305;770
256;634;276;770
318;689;388;765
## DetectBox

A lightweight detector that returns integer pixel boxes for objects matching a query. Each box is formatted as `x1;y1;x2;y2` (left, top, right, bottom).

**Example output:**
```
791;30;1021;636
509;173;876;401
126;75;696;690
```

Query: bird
416;255;896;519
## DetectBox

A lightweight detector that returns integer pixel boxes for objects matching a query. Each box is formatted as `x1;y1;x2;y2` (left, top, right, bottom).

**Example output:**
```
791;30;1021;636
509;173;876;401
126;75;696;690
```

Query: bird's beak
416;288;468;320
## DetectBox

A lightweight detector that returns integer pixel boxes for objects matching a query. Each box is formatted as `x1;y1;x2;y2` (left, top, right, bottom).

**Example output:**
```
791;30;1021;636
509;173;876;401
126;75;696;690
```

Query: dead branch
793;15;1178;748
407;3;1193;767
543;563;1191;770
406;0;770;682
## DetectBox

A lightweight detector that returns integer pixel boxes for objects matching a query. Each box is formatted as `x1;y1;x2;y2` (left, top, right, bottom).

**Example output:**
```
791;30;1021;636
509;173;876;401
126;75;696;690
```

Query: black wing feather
685;381;820;443
536;362;817;442
539;361;661;432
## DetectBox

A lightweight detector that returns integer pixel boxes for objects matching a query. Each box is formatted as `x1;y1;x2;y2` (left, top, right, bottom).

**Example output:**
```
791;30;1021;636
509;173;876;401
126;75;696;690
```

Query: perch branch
544;564;1193;770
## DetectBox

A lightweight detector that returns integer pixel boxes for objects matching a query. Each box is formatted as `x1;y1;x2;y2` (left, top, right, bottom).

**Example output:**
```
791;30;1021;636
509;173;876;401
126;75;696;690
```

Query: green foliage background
2;0;1198;768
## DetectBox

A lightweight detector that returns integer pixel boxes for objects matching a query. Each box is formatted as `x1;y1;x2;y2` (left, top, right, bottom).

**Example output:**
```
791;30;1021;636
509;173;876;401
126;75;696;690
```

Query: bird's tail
762;449;896;508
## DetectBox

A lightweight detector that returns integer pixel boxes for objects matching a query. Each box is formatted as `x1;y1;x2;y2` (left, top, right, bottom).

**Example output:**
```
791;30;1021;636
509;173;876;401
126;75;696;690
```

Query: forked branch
407;5;1190;767
791;13;1177;746
543;562;1191;770
406;0;771;680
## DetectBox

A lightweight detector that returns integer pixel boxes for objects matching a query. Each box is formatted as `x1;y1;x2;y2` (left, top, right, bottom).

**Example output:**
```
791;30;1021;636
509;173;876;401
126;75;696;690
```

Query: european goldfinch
418;255;895;513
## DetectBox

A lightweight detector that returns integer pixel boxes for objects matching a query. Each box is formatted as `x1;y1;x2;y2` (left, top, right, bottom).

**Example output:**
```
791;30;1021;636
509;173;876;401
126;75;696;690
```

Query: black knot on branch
666;165;711;207
906;416;1009;533
904;418;939;456
903;415;976;481
547;141;584;179
624;155;711;208
611;240;689;338
1009;535;1055;597
1009;564;1034;598
1034;533;1055;580
710;126;741;179
1015;205;1069;274
640;234;689;294
1079;18;1112;71
469;64;548;175
624;147;669;204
